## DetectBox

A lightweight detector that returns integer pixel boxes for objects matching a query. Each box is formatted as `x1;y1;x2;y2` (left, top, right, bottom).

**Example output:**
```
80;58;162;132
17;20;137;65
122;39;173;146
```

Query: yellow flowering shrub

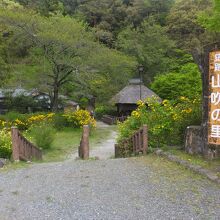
0;110;96;131
63;109;96;128
0;129;12;158
118;96;201;148
0;112;55;130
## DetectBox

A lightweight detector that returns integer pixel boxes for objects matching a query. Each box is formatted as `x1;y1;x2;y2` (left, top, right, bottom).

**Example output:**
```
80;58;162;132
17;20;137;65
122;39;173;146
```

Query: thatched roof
111;79;162;104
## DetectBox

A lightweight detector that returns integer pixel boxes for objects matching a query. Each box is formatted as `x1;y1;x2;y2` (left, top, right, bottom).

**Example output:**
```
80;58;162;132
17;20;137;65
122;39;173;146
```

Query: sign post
208;51;220;145
190;43;220;158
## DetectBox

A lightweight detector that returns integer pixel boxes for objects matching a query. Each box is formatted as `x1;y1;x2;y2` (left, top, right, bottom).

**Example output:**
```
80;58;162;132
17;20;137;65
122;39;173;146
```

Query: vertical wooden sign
208;51;220;145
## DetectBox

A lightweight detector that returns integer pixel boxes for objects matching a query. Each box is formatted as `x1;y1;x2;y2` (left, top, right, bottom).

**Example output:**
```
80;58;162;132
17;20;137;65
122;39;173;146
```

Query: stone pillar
11;127;20;161
185;126;203;155
79;125;90;160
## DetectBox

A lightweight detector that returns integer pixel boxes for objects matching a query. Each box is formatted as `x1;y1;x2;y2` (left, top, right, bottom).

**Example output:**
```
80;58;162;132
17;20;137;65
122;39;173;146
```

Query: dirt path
72;121;117;160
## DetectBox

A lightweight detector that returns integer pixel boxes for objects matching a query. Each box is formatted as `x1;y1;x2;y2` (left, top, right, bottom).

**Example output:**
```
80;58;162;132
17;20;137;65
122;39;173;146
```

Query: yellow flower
137;100;145;107
162;99;169;106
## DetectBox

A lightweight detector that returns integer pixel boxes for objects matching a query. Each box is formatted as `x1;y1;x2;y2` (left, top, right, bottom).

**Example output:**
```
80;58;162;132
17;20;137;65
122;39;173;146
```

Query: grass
0;161;29;172
42;125;116;162
161;146;220;177
1;123;116;170
42;127;81;162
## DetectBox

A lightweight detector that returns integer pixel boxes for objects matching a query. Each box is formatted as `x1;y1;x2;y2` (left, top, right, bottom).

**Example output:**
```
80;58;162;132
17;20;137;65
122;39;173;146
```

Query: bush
30;124;56;150
0;129;12;159
118;97;202;148
94;105;117;119
63;109;96;128
0;110;96;131
0;112;55;131
5;94;37;114
151;63;202;100
52;113;68;130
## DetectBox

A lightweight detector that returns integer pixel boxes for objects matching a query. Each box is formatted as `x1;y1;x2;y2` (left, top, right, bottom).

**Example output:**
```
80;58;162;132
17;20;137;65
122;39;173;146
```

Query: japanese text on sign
208;51;220;145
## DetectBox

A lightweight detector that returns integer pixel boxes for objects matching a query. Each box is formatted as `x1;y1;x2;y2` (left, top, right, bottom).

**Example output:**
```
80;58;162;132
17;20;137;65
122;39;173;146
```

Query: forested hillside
0;0;219;108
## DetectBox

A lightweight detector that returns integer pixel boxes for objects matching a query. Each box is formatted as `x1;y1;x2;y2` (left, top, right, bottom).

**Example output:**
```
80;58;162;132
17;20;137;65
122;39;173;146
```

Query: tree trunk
51;85;59;112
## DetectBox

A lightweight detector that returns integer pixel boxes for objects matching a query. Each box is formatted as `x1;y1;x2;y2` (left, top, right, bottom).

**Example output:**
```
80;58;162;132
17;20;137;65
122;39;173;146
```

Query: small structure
111;79;161;116
0;88;79;113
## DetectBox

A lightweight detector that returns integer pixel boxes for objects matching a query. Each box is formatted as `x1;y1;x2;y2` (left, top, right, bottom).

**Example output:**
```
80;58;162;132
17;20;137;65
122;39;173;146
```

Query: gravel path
0;157;220;220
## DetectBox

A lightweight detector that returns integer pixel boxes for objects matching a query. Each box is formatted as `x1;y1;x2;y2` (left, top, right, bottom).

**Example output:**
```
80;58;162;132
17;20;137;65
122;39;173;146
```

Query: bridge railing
11;127;42;161
115;125;148;158
101;115;127;125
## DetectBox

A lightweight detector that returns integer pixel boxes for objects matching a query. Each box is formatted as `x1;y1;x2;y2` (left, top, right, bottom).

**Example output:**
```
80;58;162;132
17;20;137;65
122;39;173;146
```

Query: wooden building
111;79;162;116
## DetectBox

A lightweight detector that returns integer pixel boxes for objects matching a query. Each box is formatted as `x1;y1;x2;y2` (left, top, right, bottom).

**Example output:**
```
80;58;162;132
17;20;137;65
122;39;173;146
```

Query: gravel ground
0;157;220;220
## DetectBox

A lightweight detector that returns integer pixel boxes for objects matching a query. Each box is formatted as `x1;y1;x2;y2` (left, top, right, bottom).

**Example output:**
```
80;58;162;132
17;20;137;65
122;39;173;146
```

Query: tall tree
0;4;93;111
0;0;137;108
167;0;214;52
199;0;220;33
116;20;175;82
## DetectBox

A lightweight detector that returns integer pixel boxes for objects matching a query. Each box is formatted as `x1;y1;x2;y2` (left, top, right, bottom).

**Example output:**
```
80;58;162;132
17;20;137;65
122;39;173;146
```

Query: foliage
63;109;96;128
79;97;89;109
0;129;12;159
4;94;37;114
118;97;202;148
0;2;137;108
0;109;96;131
29;123;56;149
151;62;202;100
116;20;176;81
94;105;117;119
0;112;55;130
199;0;220;32
52;113;68;130
167;0;214;51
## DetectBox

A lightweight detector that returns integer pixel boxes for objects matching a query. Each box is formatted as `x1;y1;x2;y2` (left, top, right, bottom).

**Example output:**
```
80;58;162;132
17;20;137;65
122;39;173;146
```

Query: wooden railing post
115;144;119;158
142;125;148;155
11;127;20;161
79;125;90;160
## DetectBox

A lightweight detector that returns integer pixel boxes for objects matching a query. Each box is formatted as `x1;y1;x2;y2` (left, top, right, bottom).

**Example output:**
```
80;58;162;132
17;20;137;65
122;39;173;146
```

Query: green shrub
52;113;69;130
95;105;117;119
3;111;28;122
30;124;56;150
151;63;202;101
118;97;202;149
0;129;12;159
5;94;37;114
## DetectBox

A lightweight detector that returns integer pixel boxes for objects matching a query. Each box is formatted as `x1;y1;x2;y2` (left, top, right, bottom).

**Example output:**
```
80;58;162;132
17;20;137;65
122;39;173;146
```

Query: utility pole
138;64;144;100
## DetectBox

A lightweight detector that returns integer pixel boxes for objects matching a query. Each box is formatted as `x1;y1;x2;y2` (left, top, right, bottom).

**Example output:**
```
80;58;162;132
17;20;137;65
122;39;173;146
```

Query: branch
58;68;74;85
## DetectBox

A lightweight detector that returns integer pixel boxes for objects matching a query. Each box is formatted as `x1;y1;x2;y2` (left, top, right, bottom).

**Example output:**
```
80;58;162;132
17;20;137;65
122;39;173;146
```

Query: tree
116;20;175;82
167;0;214;52
0;0;137;108
15;0;64;16
0;5;93;111
199;0;220;32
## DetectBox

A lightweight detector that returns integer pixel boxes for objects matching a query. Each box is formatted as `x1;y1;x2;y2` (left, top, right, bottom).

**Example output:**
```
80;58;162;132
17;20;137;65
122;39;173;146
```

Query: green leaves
116;21;175;81
151;62;202;101
199;0;220;32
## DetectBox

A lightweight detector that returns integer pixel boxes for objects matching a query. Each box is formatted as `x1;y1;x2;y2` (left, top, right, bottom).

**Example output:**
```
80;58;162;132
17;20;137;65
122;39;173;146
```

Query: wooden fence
11;127;42;161
115;125;148;158
101;115;127;125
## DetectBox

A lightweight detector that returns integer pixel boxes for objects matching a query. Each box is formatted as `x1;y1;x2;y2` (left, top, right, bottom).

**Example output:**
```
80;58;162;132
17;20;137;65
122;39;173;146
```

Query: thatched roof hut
111;79;162;116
